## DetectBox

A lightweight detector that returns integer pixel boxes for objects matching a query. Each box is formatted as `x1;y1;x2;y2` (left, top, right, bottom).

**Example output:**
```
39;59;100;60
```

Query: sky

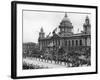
23;10;91;43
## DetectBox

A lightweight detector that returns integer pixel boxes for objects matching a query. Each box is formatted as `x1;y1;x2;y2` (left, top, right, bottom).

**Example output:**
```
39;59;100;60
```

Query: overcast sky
23;10;91;43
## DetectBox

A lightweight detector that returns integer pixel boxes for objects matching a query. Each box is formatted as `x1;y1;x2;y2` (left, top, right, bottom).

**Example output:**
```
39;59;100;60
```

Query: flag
52;27;57;34
47;32;51;37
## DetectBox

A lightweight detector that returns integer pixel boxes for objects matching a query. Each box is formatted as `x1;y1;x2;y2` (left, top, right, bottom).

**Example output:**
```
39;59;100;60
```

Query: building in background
38;13;91;53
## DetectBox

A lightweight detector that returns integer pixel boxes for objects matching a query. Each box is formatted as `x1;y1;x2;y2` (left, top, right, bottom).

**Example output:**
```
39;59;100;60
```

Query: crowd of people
23;43;91;68
23;61;48;69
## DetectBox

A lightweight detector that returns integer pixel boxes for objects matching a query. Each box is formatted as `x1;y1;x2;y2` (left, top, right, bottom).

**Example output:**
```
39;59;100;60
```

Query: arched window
65;41;67;46
58;40;60;46
72;40;74;46
80;40;82;46
76;40;78;46
42;41;44;47
69;40;70;46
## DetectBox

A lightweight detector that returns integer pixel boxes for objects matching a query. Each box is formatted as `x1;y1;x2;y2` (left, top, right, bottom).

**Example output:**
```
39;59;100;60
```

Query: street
23;57;67;68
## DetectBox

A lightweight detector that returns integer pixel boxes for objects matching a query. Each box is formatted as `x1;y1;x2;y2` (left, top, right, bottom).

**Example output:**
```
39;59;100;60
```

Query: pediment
51;34;60;39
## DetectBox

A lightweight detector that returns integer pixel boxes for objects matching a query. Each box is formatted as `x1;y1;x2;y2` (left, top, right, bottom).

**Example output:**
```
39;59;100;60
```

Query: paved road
23;57;67;68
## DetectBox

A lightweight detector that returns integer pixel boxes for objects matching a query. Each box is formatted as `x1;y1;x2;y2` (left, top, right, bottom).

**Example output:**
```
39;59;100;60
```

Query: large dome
59;13;73;28
62;13;71;22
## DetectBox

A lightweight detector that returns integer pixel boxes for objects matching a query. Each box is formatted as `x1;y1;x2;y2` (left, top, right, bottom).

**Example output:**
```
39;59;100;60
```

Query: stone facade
38;13;91;52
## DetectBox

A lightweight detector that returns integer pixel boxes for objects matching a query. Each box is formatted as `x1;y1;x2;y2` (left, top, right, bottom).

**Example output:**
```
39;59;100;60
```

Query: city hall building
38;13;91;53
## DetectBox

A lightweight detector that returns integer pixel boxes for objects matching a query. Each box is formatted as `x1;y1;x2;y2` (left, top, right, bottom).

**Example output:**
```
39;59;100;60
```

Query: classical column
60;39;62;47
87;37;91;46
74;40;75;46
70;40;72;47
57;40;58;47
82;38;85;46
78;39;80;46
